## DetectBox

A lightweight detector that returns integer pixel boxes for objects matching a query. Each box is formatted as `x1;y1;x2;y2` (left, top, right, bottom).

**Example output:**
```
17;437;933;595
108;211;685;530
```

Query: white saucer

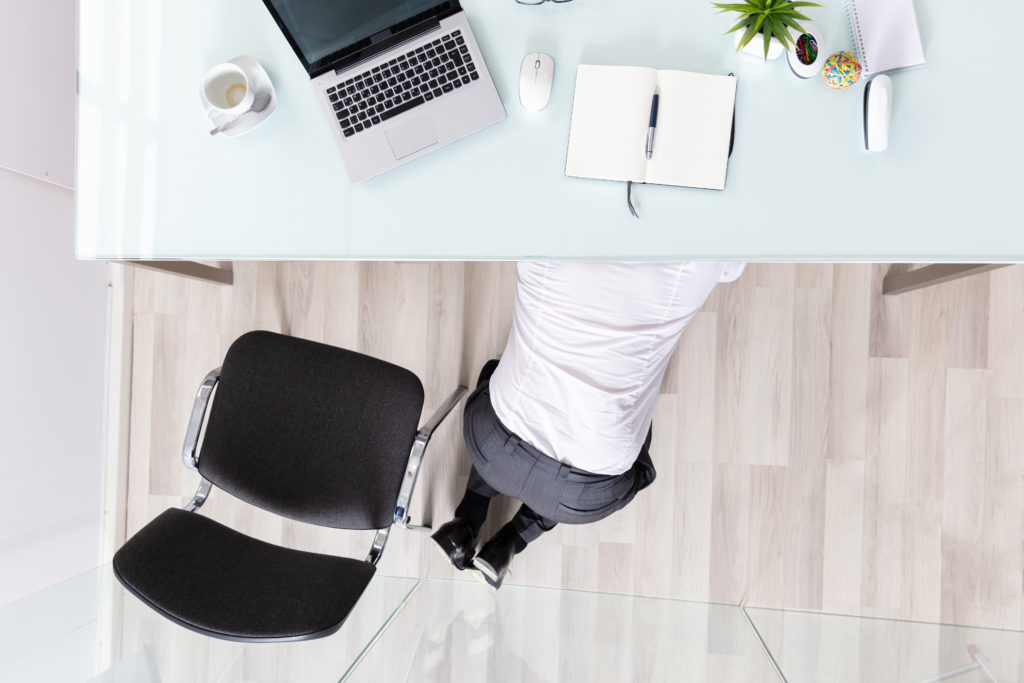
204;55;277;137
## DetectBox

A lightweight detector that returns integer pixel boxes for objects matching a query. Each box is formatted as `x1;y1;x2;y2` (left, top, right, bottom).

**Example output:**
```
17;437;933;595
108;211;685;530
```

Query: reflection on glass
0;564;417;683
345;579;777;682
745;607;1024;683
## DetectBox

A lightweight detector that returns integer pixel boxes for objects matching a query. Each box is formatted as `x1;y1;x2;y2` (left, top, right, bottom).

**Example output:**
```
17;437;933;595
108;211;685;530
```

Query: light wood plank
828;265;871;462
669;312;717;463
745;465;788;606
940;368;988;626
900;285;950;623
709;464;751;604
982;397;1024;630
713;286;794;467
795;263;835;290
946;273;991;369
819;458;860;614
632;395;678;598
861;357;908;615
784;287;831;610
672;461;714;602
988;266;1024;399
821;459;865;614
869;263;909;359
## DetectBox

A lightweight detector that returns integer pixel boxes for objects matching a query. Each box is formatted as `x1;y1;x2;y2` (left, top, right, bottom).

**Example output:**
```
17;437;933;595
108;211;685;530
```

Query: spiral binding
842;0;869;72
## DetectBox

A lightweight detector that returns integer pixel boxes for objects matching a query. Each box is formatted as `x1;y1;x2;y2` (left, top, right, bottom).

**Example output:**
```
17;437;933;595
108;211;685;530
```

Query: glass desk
345;579;778;682
76;0;1024;261
744;606;1024;683
6;569;1023;681
0;564;417;683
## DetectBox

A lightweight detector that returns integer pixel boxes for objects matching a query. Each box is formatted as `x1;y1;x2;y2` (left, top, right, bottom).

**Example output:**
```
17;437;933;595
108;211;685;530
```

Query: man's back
490;261;741;475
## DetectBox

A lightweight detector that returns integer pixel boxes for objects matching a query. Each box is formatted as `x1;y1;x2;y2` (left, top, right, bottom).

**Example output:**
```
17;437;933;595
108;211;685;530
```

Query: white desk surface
76;0;1024;261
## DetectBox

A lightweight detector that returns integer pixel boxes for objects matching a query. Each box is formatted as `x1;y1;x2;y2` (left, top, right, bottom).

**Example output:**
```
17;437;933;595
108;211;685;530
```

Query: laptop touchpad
386;116;439;160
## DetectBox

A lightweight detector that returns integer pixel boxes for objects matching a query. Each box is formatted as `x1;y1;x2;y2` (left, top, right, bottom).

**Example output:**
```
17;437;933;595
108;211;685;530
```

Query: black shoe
472;527;517;590
430;518;477;571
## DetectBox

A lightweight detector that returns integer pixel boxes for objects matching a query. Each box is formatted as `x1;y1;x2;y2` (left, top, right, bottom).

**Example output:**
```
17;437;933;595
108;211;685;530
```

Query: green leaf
713;0;760;9
715;6;761;19
769;16;793;49
776;14;808;35
725;15;756;35
737;18;761;51
771;1;822;11
763;16;778;46
752;11;767;36
778;10;814;21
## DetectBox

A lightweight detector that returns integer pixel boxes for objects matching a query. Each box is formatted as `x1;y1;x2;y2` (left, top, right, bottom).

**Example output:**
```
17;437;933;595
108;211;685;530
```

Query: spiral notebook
843;0;926;76
565;65;737;191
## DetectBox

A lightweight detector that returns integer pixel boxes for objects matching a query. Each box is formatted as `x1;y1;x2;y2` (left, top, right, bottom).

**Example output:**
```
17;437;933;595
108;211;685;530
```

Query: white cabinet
0;0;76;188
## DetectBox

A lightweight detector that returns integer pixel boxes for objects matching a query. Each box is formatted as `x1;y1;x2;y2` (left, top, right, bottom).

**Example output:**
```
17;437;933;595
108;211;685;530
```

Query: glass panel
0;564;417;683
345;579;778;682
745;607;1024;683
75;0;1024;261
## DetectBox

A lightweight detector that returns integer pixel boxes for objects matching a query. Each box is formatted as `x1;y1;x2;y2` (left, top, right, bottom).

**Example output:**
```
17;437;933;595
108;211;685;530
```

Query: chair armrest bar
394;385;468;527
418;385;469;438
182;367;221;471
183;477;214;512
366;526;392;565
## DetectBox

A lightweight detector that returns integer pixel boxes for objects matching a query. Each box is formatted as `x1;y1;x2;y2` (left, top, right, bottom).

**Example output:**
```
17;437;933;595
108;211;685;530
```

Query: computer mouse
519;53;554;111
864;75;893;152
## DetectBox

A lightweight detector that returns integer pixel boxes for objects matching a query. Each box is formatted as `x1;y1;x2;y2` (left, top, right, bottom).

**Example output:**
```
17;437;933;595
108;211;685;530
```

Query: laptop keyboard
327;29;480;139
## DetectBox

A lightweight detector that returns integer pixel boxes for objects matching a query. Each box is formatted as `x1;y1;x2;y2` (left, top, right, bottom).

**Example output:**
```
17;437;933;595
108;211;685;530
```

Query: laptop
261;0;507;183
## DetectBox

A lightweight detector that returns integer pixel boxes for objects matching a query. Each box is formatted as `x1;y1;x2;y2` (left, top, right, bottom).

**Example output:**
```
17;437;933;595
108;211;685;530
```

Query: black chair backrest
197;331;425;530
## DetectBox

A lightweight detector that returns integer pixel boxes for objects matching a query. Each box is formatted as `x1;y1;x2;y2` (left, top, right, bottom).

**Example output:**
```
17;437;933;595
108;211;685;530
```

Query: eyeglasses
515;0;574;4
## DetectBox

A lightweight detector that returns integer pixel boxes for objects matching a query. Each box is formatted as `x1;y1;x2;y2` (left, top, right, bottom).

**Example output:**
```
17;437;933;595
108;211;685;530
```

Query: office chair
112;331;467;642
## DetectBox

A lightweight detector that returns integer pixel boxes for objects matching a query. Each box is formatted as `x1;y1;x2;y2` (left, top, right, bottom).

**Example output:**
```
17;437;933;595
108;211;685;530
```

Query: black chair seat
113;508;376;642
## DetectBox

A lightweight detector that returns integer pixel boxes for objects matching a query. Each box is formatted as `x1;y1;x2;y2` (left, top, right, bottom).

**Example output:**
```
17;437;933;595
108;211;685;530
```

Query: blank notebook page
565;65;655;183
646;70;736;190
845;0;925;76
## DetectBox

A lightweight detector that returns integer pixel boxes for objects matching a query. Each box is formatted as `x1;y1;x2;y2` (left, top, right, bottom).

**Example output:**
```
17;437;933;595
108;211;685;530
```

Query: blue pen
646;89;659;160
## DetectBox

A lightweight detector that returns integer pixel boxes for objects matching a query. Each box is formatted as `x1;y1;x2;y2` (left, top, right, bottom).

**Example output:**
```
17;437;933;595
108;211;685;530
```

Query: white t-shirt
489;261;743;475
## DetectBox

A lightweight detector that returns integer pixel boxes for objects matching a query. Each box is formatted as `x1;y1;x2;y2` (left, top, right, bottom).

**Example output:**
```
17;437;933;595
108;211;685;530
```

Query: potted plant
713;0;821;60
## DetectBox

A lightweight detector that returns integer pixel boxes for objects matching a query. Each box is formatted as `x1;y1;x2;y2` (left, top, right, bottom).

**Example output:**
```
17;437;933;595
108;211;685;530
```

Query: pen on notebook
646;89;659;160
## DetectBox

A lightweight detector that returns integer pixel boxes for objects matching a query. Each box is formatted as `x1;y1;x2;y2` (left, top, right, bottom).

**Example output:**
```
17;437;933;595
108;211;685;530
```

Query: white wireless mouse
519;53;554;111
864;75;893;152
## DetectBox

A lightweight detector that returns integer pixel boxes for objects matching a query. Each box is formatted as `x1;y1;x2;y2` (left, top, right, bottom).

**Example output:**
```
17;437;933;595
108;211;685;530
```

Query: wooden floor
122;262;1024;631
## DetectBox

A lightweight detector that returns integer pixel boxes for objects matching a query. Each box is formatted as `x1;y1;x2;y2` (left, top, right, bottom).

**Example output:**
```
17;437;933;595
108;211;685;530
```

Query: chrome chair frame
177;366;467;567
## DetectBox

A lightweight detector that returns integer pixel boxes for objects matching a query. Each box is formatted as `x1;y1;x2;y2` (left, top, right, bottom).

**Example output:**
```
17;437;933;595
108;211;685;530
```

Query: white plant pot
733;31;785;60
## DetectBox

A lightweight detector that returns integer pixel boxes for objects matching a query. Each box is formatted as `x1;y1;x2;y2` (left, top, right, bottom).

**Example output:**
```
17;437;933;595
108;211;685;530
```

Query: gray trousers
462;381;656;545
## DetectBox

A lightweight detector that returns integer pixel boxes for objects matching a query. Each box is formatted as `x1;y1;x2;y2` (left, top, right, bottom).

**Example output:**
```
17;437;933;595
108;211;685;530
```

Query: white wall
0;0;110;607
0;169;109;606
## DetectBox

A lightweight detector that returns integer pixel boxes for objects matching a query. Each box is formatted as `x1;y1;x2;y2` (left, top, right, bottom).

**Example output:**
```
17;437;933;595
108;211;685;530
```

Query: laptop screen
265;0;452;74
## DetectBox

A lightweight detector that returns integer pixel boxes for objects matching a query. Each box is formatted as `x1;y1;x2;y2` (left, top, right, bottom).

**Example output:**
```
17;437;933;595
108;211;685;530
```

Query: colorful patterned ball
822;51;862;89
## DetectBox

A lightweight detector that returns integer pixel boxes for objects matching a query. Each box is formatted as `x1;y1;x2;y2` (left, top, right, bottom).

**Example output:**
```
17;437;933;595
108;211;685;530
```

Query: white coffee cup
201;62;255;116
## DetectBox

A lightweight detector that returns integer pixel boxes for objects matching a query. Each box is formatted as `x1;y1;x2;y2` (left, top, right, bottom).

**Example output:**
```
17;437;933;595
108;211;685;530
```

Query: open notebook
843;0;926;76
565;65;737;191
